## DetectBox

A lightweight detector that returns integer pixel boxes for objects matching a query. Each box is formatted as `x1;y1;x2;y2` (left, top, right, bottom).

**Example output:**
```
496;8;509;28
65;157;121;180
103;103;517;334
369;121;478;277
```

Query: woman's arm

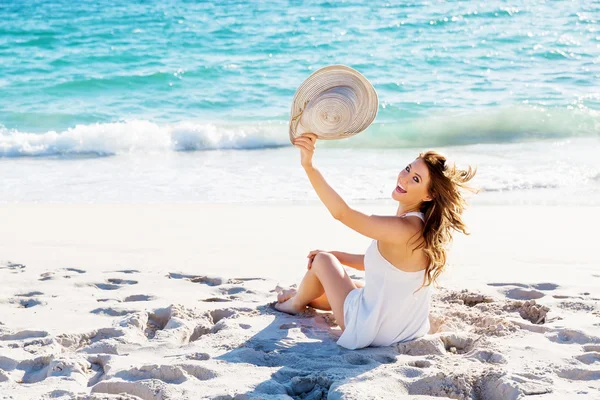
294;134;349;219
293;134;418;245
331;251;365;270
302;165;348;219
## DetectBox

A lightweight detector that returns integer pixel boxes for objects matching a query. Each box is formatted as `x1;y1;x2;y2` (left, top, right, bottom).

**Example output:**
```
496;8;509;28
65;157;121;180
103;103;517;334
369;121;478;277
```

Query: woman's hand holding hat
293;133;318;169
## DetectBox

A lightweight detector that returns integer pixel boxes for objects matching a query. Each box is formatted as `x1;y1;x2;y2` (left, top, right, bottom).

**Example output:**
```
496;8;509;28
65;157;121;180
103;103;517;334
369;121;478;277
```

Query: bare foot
274;285;297;303
274;296;305;315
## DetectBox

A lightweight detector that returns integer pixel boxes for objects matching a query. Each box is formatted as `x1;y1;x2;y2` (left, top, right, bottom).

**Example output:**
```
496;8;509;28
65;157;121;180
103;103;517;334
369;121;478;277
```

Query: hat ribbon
290;99;310;135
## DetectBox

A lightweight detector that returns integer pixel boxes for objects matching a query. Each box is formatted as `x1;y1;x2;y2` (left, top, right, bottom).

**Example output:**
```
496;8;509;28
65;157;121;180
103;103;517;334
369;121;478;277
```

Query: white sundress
336;211;433;350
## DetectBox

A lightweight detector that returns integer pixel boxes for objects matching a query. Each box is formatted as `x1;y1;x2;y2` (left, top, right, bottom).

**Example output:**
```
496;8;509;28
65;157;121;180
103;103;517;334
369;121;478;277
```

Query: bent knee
312;252;337;268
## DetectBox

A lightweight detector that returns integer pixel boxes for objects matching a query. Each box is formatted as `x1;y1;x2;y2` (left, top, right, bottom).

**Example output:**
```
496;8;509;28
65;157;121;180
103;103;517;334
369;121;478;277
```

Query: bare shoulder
382;214;423;245
402;214;425;230
378;216;425;266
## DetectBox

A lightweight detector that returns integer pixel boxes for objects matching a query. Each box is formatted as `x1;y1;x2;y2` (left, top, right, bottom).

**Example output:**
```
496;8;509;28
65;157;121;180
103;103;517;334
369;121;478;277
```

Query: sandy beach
2;0;600;398
0;202;598;399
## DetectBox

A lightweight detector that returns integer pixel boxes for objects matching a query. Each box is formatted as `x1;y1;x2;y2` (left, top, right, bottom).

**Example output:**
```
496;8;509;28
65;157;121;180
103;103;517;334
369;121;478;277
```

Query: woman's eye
405;166;409;172
413;177;419;183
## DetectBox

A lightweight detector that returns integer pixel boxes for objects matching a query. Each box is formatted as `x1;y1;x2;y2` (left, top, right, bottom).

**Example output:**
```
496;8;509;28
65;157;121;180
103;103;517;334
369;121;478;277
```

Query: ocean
0;0;598;205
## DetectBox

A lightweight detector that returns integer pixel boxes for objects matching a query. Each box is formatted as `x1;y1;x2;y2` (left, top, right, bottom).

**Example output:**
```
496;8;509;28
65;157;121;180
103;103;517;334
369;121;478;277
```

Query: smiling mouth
396;184;407;194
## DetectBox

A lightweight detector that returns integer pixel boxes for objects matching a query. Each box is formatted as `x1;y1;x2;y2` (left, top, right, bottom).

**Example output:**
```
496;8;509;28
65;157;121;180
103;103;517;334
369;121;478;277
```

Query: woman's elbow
332;205;349;221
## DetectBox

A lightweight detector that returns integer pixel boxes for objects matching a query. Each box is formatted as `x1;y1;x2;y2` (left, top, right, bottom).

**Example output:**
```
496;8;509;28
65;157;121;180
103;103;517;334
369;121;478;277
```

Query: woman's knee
312;252;337;269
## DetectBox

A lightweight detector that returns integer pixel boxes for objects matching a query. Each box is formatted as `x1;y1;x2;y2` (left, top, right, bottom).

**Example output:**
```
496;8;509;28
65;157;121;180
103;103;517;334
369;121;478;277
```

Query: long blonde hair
410;151;479;293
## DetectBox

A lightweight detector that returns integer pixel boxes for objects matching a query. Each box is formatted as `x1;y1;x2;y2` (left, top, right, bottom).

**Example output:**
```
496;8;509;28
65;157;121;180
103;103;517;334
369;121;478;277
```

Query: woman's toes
277;288;297;303
277;288;296;303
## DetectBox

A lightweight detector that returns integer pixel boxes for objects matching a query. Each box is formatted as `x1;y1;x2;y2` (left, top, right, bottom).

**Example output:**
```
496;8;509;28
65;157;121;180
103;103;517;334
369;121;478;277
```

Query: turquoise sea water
0;0;599;204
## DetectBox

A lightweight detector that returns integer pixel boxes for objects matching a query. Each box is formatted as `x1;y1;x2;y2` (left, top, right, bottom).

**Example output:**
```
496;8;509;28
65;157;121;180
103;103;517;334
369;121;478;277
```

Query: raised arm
294;134;348;219
293;134;419;245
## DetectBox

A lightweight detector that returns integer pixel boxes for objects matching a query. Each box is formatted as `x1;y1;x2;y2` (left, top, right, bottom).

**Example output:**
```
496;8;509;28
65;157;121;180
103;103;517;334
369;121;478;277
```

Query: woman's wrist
302;163;315;171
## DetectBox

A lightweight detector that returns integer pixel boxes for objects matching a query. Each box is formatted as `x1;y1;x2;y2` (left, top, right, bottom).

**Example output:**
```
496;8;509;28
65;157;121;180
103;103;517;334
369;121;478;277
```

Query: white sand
0;203;599;399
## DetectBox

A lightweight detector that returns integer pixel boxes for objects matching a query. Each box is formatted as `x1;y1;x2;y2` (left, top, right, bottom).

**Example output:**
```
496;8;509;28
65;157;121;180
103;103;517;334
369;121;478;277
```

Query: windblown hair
410;150;479;294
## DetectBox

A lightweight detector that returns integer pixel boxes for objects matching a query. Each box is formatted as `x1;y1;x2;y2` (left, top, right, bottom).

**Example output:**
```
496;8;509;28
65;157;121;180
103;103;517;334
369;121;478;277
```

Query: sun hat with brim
288;64;379;143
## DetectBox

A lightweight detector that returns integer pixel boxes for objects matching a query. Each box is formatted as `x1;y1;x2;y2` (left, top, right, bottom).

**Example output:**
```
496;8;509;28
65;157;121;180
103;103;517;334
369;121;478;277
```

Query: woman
274;133;477;349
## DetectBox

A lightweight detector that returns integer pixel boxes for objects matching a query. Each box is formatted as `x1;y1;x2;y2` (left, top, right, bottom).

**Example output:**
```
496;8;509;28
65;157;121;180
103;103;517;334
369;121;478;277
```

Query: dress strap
402;211;425;222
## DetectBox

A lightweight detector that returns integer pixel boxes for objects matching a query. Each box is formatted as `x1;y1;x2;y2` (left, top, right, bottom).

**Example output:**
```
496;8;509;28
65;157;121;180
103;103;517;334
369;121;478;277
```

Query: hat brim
288;65;378;143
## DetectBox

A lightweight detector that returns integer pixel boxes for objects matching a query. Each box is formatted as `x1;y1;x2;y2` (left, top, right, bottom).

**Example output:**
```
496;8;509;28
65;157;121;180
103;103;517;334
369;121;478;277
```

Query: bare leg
274;268;324;314
276;279;364;311
275;253;357;330
308;293;332;310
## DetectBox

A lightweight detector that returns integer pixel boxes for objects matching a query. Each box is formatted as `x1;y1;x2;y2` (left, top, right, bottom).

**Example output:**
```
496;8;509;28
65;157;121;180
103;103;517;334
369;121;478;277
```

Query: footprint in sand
202;297;233;303
168;272;224;286
546;328;600;345
531;283;559;290
17;298;45;308
96;298;121;303
583;345;600;352
140;305;238;342
289;374;333;397
557;301;595;312
39;272;55;281
11;353;105;386
107;278;138;285
38;268;88;281
342;353;376;366
575;352;600;365
95;363;217;390
0;329;48;341
231;277;266;282
1;262;26;273
15;291;44;297
407;370;552;399
487;282;559;300
92;283;121;291
210;308;237;324
91;307;135;317
184;352;211;361
89;278;139;291
555;367;600;381
466;349;507;364
123;294;156;302
4;292;46;308
112;269;140;274
220;286;256;296
64;268;86;274
395;332;480;356
498;287;545;300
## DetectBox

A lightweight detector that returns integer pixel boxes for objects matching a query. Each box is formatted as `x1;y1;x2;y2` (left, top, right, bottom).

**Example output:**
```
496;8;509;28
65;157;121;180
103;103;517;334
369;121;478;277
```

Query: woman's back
336;211;432;350
377;212;428;273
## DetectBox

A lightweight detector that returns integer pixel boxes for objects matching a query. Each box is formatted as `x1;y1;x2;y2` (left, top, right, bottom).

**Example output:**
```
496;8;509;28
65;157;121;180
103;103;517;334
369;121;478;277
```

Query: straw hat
288;64;378;143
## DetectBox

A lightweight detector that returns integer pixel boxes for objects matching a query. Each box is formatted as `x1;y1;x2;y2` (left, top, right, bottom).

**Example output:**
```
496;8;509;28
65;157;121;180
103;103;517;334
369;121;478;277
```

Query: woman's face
392;157;432;205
